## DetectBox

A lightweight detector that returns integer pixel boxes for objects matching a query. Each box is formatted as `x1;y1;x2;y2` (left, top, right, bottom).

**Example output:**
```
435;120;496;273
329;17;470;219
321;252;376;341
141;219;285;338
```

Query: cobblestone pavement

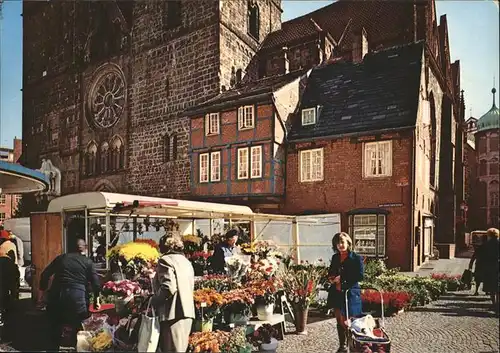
278;291;499;353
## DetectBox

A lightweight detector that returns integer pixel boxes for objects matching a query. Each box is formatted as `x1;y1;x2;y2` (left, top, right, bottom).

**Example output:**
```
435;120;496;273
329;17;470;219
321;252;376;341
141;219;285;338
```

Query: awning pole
292;219;300;264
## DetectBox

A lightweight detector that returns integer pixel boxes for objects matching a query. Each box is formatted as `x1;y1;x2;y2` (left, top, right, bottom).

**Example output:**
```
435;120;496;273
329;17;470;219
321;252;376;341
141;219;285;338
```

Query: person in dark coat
327;232;364;353
468;234;488;295
209;229;239;274
40;238;101;351
481;228;499;310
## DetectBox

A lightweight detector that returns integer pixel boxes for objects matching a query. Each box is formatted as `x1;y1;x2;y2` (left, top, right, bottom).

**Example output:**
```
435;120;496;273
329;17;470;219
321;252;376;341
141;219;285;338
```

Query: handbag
137;298;161;352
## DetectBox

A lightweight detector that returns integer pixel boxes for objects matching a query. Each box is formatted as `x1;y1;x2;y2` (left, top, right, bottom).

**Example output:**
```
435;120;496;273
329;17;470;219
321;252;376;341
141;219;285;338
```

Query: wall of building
284;133;414;270
0;139;23;221
190;103;284;198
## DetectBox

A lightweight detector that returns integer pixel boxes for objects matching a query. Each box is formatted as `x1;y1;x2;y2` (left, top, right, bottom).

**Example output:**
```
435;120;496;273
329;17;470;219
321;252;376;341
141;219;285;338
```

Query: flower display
361;289;412;313
225;254;251;280
246;278;282;305
193;288;226;320
240;240;282;259
102;280;143;298
222;288;255;317
249;257;280;279
107;241;159;263
247;324;279;346
188;251;212;275
277;261;327;309
188;330;231;353
195;274;240;292
430;273;466;291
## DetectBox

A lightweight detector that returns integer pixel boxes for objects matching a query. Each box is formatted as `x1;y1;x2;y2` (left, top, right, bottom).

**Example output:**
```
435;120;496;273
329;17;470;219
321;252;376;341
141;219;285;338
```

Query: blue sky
0;1;499;149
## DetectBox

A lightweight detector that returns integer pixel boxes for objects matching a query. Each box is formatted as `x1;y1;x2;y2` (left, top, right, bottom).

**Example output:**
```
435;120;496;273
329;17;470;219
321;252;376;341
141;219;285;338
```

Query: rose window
87;66;127;129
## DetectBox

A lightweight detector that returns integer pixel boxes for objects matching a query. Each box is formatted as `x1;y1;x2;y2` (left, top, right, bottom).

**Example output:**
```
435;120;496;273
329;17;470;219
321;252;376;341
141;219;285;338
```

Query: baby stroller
345;288;391;353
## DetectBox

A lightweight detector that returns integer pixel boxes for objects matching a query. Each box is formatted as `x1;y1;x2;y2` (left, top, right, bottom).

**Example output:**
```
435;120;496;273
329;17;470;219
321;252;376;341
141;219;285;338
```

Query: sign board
378;203;403;208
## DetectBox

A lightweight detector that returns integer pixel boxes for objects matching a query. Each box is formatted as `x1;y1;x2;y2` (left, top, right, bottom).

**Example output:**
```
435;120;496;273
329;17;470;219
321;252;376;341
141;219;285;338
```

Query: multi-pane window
238;146;262;179
364;141;392;177
301;108;316;126
300;148;323;182
238;106;254;130
210;151;221;182
0;194;5;205
0;213;5;221
206;113;220;135
349;214;386;257
250;146;262;178
199;153;209;183
238;148;249;179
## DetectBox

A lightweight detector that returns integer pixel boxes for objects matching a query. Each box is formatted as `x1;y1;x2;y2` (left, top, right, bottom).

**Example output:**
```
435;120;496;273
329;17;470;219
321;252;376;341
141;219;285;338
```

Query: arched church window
86;142;98;176
248;2;260;40
100;142;109;173
111;136;125;170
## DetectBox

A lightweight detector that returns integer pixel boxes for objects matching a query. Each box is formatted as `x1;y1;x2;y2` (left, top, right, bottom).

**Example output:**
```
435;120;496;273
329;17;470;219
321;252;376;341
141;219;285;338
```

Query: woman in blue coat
327;232;364;353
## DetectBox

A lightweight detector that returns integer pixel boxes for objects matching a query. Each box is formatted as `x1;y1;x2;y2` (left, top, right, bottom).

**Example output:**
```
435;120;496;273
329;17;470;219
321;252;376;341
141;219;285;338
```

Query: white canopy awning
46;192;295;221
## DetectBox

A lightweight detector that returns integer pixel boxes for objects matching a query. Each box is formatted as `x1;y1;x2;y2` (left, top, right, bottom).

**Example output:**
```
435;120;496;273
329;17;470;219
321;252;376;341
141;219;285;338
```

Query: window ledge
205;133;220;137
300;179;324;183
238;126;255;131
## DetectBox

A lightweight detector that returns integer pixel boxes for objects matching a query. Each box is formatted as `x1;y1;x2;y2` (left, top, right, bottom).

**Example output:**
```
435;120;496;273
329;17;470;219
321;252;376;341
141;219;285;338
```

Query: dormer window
301;108;316;126
248;2;260;40
205;113;220;135
238;105;255;130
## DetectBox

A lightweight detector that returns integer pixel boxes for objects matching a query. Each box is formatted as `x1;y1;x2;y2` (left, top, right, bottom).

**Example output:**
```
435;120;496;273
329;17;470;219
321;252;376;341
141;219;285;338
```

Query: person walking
469;234;488;295
39;238;101;351
481;228;499;310
0;240;20;342
209;229;239;274
152;236;195;353
327;232;364;353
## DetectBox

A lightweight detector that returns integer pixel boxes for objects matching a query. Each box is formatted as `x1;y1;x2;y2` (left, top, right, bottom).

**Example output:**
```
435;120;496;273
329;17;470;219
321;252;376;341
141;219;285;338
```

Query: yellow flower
107;242;159;262
182;234;202;245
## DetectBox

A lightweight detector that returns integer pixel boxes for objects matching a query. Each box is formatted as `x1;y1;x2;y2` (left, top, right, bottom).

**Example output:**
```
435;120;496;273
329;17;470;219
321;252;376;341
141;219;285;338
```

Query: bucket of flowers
247;324;279;352
193;288;226;332
187;330;231;353
246;278;282;320
277;260;327;334
222;288;255;324
102;279;143;315
220;326;253;353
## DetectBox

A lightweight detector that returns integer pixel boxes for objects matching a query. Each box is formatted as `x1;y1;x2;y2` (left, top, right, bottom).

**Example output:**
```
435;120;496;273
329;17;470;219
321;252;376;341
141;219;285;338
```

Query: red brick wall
284;135;414;270
190;103;285;198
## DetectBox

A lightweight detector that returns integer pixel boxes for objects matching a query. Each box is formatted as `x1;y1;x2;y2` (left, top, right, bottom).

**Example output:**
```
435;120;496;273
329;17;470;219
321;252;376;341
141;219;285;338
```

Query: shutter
205;114;209;135
364;144;375;177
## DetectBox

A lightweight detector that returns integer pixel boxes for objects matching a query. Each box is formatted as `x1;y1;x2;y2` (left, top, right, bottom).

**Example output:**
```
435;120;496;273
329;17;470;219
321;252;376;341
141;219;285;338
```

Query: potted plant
277;261;327;334
223;289;255;324
248;324;279;352
193;288;226;332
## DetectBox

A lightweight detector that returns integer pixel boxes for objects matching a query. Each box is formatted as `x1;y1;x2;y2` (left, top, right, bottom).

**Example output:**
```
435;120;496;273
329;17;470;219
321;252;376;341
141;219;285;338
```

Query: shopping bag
137;298;160;352
461;269;472;289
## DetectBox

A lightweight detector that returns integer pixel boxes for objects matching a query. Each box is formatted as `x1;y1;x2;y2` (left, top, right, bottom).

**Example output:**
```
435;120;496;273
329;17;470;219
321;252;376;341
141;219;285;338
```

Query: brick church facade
22;0;465;266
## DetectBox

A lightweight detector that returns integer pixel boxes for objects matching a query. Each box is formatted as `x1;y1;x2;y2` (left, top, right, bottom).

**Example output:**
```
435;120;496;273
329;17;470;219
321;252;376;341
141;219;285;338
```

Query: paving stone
277;291;499;353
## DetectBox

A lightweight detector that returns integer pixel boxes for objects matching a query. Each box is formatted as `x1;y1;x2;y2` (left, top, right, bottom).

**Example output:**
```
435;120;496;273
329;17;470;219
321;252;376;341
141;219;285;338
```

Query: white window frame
349;214;386;257
0;194;5;205
301;108;316;126
299;148;324;182
250;146;262;178
238;105;255;130
199;153;209;183
237;148;249;179
363;140;393;178
205;113;220;135
210;151;221;182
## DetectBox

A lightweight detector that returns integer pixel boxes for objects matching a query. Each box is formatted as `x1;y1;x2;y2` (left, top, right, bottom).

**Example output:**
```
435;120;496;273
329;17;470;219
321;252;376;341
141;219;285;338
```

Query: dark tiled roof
187;69;308;114
288;42;424;140
261;0;415;51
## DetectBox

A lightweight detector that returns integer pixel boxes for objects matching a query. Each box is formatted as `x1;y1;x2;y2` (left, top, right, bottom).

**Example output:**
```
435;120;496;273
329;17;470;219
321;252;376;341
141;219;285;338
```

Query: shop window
349;214;386;257
364;141;392;178
300;148;323;182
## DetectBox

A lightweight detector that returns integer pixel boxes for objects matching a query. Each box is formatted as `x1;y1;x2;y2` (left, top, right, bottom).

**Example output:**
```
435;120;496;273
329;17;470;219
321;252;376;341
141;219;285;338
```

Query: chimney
13;137;22;163
352;28;369;63
282;46;289;74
